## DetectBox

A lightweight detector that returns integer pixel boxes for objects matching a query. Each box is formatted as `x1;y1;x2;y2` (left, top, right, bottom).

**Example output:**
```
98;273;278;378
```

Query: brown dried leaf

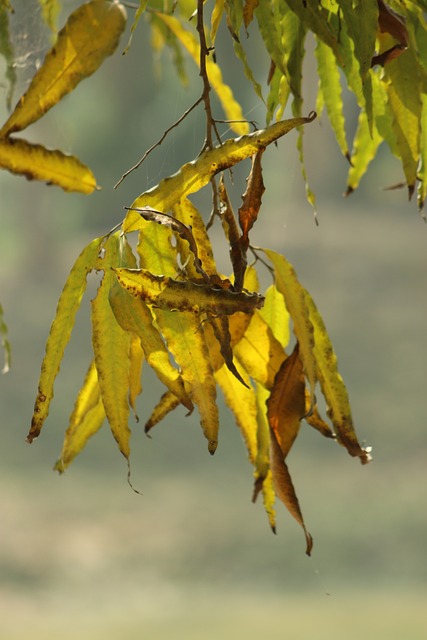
238;149;265;252
270;426;313;555
267;342;305;459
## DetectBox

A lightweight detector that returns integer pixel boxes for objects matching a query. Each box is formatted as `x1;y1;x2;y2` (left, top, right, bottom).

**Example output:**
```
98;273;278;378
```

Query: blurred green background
1;2;426;638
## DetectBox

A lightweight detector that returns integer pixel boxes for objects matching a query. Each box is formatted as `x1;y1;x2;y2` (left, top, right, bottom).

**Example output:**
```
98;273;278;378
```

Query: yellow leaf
128;334;144;418
234;311;286;390
0;137;97;193
113;268;264;316
303;288;371;464
158;308;219;454
266;342;305;459
27;236;105;443
215;362;257;462
54;360;105;473
122;113;317;234
0;1;127;137
145;391;181;435
108;280;192;411
264;249;317;404
91;235;132;461
259;284;290;349
155;11;248;135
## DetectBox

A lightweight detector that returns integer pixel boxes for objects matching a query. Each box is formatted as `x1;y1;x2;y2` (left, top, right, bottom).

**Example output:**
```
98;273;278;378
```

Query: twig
196;0;221;151
114;96;203;189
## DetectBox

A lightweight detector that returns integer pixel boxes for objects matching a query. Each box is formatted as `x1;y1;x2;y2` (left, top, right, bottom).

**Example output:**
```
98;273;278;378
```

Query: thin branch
114;97;203;189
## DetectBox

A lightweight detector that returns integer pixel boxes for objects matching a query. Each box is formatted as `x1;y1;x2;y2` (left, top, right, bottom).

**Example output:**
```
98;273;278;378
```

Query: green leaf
0;137;98;193
0;0;127;136
315;39;349;160
383;48;423;197
337;0;378;82
27;236;105;443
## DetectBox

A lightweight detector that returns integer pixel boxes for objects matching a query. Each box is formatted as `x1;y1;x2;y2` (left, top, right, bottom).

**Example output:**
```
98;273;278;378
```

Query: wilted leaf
0;137;97;193
123;113;317;234
0;0;126;137
267;342;305;459
27;236;105;443
126;205;210;281
238;149;265;251
270;425;313;555
114;268;264;316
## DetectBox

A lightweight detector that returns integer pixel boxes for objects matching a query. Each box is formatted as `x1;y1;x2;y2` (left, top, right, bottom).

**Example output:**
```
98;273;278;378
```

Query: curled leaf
113;268;264;316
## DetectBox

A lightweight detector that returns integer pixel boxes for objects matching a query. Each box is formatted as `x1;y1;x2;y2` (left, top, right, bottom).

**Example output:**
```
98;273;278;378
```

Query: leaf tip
208;440;218;455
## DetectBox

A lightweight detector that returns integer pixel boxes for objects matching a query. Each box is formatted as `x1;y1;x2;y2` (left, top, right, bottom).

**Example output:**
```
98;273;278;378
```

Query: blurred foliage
1;0;426;554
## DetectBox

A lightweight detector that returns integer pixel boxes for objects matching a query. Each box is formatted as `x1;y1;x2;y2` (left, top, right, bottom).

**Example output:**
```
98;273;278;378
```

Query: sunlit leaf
383;48;422;197
27;236;105;443
0;137;97;193
0;0;127;137
264;249;316;404
234;311;286;390
315;39;349;161
54;360;105;473
210;0;224;47
91;234;132;461
114;268;264;316
346;107;383;196
302;287;371;465
123;113;317;233
259;284;290;349
338;0;378;81
215;362;257;462
108;279;192;411
128;334;144;418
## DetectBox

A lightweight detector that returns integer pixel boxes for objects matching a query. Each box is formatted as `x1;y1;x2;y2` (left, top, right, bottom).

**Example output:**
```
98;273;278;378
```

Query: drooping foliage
4;0;426;551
